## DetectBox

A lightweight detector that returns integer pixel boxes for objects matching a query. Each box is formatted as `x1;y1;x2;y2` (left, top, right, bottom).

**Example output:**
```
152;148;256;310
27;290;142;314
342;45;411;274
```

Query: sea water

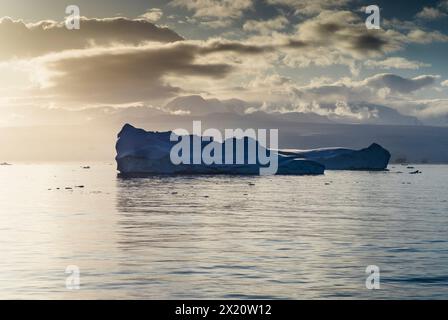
0;163;447;299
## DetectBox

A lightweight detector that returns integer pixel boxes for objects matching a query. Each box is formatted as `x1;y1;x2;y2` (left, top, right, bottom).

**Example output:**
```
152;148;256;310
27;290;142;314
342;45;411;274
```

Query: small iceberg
280;144;391;171
115;124;324;176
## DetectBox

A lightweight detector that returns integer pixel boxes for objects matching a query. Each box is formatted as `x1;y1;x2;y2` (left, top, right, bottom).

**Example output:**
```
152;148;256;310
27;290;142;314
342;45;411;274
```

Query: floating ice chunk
280;143;391;170
115;124;325;176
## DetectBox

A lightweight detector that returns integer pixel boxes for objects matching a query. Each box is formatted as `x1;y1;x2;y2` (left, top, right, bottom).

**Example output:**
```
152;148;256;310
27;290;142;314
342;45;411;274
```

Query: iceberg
279;143;391;170
115;124;325;175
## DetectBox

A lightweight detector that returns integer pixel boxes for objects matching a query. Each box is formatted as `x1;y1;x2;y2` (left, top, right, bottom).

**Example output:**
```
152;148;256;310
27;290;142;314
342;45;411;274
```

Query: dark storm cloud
35;42;238;103
350;34;389;53
294;11;402;58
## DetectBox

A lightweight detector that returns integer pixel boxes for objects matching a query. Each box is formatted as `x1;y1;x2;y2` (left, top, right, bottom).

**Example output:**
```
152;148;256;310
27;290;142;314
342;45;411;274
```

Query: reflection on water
0;164;448;299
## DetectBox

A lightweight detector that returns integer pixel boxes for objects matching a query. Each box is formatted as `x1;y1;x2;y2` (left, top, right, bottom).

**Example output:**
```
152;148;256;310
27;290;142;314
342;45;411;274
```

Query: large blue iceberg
116;124;324;175
115;124;391;175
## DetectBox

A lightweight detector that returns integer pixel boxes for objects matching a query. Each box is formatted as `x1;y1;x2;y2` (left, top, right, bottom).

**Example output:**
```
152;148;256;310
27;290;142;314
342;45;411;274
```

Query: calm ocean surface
0;163;447;299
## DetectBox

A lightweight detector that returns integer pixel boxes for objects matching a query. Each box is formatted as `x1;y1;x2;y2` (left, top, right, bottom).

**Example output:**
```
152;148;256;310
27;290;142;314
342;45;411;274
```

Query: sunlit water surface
0;163;447;299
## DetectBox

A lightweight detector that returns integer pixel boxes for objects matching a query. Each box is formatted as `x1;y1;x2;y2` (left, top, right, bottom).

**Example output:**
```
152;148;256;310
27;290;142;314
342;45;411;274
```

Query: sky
0;0;448;129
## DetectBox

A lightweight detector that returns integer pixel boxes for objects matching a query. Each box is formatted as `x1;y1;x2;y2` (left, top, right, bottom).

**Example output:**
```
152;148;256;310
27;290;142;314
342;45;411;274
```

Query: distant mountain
164;95;421;126
363;104;421;126
164;95;255;115
267;111;334;124
316;102;421;126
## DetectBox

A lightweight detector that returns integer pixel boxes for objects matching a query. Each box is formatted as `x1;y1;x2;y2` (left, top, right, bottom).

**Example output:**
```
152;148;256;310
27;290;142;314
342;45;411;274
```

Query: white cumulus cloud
140;8;164;22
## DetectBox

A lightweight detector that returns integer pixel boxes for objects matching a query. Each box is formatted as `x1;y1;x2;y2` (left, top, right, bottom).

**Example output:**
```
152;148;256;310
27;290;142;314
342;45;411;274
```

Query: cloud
28;38;288;105
170;0;253;27
239;11;397;75
243;16;289;34
441;0;448;10
406;29;448;44
274;10;448;72
140;8;164;22
363;73;440;94
2;8;447;126
364;57;431;70
0;16;183;60
416;7;447;20
394;99;448;123
292;11;401;59
266;0;353;15
300;74;440;124
442;80;448;87
28;42;236;104
296;10;448;54
226;71;441;124
288;73;440;106
200;19;233;28
416;0;448;20
200;39;278;54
